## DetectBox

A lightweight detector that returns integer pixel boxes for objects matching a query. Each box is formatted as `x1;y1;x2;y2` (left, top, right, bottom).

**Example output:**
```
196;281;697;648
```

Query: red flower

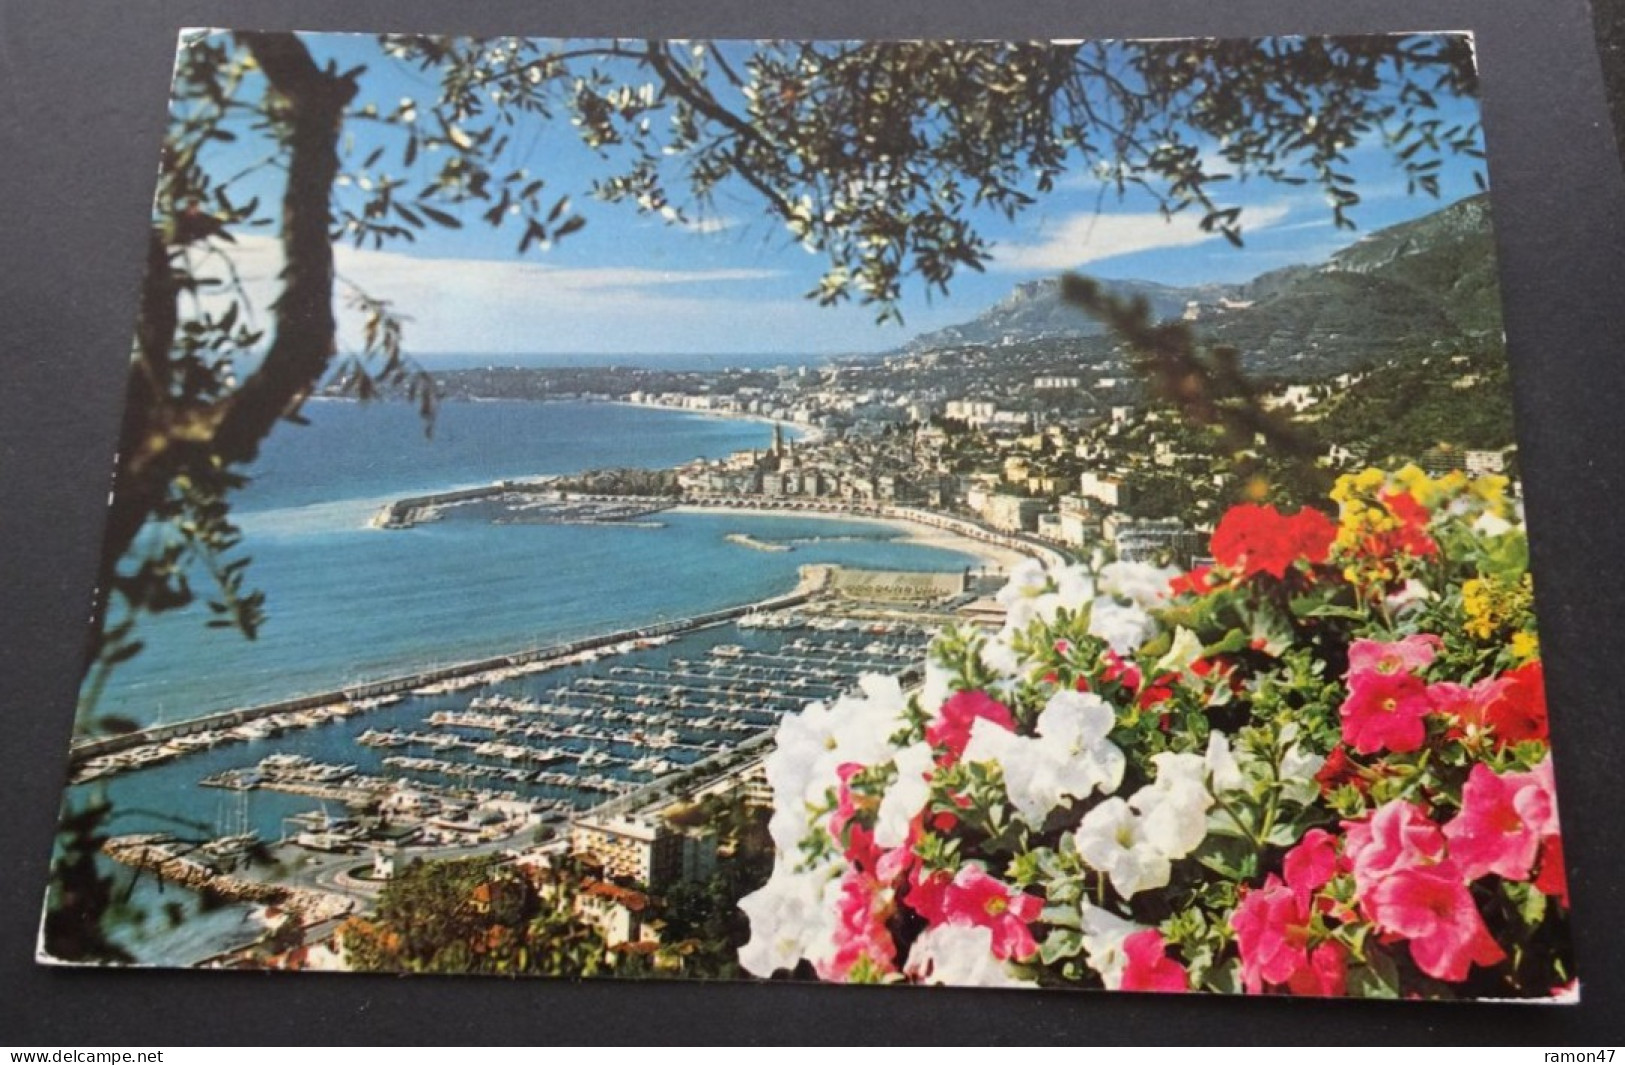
828;763;882;872
939;865;1042;961
926;690;1015;763
1099;649;1142;694
1380;490;1439;558
905;865;952;925
1211;503;1337;580
1339;669;1433;754
1429;676;1511;742
1167;565;1216;598
1364;866;1506;982
1137;671;1179;711
1119;930;1189;993
1315;746;1368;796
1534;836;1571;908
1287;941;1349;998
1471;661;1550;749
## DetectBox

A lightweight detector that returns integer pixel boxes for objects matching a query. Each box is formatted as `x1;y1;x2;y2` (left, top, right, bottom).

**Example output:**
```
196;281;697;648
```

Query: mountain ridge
900;193;1501;378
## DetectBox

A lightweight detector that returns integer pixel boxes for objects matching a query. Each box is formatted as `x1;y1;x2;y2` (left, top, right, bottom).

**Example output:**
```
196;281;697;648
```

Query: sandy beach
669;503;1039;572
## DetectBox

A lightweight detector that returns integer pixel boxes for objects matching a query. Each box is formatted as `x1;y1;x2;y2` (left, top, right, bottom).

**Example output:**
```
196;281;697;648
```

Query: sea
64;397;978;964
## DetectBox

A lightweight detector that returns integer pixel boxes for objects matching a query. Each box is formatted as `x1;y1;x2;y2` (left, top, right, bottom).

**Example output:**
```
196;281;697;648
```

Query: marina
87;602;945;899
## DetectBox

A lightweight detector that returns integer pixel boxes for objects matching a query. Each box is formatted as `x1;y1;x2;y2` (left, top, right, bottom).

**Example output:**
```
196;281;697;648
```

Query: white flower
763;675;909;853
1098;560;1179;609
1034;690;1126;795
903;924;1033;988
1131;750;1216;859
961;714;1021;766
978;632;1024;677
1131;781;1210;859
1278;741;1327;806
920;660;954;717
1472;511;1514;538
996;558;1049;608
1153;625;1205;678
1073;798;1172;897
962;692;1124;827
874;741;935;848
997;561;1095;629
1383;578;1433;614
737;861;841;978
1203;731;1246;794
1078;901;1147;989
1087;596;1157;655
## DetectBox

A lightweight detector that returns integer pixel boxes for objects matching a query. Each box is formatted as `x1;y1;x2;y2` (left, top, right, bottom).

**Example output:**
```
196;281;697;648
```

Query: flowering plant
740;466;1574;999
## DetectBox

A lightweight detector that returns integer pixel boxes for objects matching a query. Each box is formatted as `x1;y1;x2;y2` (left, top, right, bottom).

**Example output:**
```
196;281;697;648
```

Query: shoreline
671;502;1038;572
602;397;826;444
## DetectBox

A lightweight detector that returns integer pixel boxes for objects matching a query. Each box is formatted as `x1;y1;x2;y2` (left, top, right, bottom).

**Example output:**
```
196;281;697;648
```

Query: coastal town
70;181;1522;974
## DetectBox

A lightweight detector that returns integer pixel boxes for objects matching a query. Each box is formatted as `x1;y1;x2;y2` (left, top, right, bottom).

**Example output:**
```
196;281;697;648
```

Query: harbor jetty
102;834;353;925
68;570;827;776
371;480;676;530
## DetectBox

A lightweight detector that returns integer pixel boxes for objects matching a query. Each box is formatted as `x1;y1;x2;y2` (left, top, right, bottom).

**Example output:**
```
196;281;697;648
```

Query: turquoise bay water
99;399;972;726
76;397;977;964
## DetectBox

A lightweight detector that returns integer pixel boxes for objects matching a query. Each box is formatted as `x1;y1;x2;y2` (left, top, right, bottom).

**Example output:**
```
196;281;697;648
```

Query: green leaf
1347;949;1402;999
1039;927;1085;965
416;204;463;228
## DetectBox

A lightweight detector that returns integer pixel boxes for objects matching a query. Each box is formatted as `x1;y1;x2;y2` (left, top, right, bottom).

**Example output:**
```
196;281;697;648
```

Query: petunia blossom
1073;798;1173;898
1231;874;1310;993
903;924;1034;989
1364;865;1506;982
1346;634;1441;677
1338;668;1433;754
938;864;1042;961
926;688;1016;763
1443;760;1560;882
737;861;842;978
1118;929;1189;993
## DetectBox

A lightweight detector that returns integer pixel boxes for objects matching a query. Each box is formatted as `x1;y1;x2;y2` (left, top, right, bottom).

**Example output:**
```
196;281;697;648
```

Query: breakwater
102;834;353;924
372;481;678;530
68;574;827;770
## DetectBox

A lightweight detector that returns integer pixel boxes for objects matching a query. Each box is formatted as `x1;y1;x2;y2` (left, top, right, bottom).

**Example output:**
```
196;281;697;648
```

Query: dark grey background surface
2;0;1623;1045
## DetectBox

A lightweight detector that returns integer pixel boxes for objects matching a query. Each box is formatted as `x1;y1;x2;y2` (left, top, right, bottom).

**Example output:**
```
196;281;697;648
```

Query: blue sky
181;32;1490;365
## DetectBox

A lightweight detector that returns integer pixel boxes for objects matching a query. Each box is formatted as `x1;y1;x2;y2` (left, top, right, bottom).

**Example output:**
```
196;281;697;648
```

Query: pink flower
1429;676;1511;739
828;763;882;873
1283;828;1340;912
816;869;897;982
905;865;952;925
939;865;1041;961
1347;635;1441;677
926;690;1016;763
1443;762;1559;882
1288;941;1349;998
1119;930;1189;993
1231;875;1309;994
1338;669;1433;754
1342;800;1447;896
1364;866;1506;982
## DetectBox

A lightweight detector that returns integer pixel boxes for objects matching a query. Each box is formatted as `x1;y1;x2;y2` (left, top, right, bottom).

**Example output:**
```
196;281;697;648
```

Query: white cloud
991;204;1291;271
676;215;740;235
186;234;865;356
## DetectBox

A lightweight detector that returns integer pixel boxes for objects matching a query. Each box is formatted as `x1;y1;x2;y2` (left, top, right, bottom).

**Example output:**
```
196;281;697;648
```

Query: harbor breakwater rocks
103;835;353;925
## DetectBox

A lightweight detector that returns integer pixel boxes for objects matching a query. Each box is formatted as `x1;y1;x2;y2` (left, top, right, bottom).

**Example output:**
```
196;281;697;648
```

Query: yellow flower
1510;630;1540;662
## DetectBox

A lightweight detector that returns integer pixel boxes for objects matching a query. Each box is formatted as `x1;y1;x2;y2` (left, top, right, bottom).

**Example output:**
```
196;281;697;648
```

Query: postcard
39;29;1575;1001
